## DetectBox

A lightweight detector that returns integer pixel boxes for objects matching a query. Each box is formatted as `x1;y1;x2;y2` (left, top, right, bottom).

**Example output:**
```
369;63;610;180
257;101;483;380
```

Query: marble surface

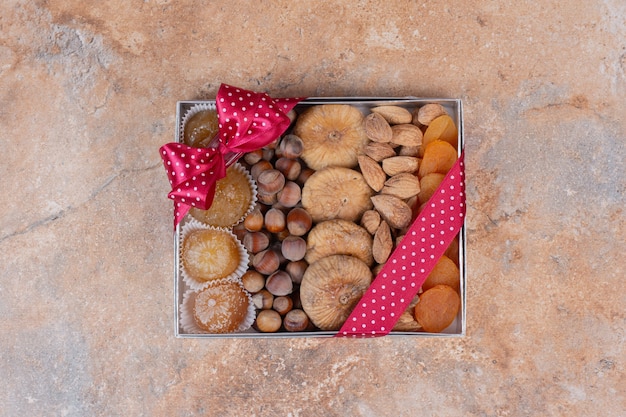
1;1;624;416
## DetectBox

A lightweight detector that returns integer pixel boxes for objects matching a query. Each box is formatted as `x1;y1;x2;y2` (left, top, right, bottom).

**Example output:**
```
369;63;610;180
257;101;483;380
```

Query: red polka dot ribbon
336;152;465;337
160;84;304;228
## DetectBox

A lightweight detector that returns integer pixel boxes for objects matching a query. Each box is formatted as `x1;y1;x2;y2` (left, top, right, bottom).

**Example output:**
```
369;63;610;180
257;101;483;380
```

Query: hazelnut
244;149;263;165
251;289;274;310
250;160;273;180
256;309;282;333
297;167;315;185
242;231;270;254
257;169;285;195
285;260;308;284
252;249;280;275
281;235;306;262
275;157;302;181
286;207;312;236
272;296;293;315
262;147;275;161
241;270;265;293
244;208;264;232
257;192;278;206
277;181;302;208
279;134;304;159
265;270;293;296
264;208;286;234
283;309;310;332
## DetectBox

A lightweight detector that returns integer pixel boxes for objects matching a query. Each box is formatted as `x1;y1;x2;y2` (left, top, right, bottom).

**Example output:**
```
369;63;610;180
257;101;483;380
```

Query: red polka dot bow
160;84;304;228
336;152;465;337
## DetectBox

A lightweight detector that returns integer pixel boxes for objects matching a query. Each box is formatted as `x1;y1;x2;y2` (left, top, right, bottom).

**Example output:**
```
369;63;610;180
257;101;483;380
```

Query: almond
371;194;413;230
381;173;421;199
364;112;393;143
398;145;421;157
372;220;393;264
360;209;381;235
390;124;423;147
358;155;387;192
381;156;419;176
417;103;448;126
371;105;413;124
364;142;396;162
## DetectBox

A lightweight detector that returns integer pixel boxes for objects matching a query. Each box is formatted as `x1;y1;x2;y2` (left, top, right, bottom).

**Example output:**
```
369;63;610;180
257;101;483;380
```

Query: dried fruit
418;173;445;205
371;105;412;124
372;220;393;264
416;103;448;126
305;219;374;266
417;140;457;178
423;114;458;149
381;173;421;199
422;255;460;292
300;255;372;330
193;281;251;333
390;124;423;147
301;167;373;223
392;295;422;332
183;109;219;148
381;156;419;176
370;194;413;230
358;155;387;192
363;112;393;143
414;284;460;333
294;104;369;170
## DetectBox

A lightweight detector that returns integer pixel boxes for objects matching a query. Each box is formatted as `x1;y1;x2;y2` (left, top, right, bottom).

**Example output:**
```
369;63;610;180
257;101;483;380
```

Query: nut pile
225;101;462;334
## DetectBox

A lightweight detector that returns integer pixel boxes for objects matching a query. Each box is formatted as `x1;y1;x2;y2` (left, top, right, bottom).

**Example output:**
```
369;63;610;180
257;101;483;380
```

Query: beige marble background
1;1;624;416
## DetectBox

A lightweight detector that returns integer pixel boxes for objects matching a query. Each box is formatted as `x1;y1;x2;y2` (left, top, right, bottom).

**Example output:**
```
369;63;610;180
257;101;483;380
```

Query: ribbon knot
160;84;303;228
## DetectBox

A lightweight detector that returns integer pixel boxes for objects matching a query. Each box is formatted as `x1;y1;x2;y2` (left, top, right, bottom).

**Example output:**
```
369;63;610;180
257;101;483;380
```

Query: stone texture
0;0;624;416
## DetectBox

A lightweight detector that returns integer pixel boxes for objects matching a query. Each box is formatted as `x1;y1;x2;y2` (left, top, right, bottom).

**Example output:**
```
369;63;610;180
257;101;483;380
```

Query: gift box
162;85;465;338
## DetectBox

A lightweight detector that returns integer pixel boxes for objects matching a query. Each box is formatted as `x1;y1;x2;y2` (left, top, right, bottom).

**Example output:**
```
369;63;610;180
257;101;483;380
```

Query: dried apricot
413;284;460;333
423;114;458;149
421;255;460;292
417;172;445;205
417;140;457;178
